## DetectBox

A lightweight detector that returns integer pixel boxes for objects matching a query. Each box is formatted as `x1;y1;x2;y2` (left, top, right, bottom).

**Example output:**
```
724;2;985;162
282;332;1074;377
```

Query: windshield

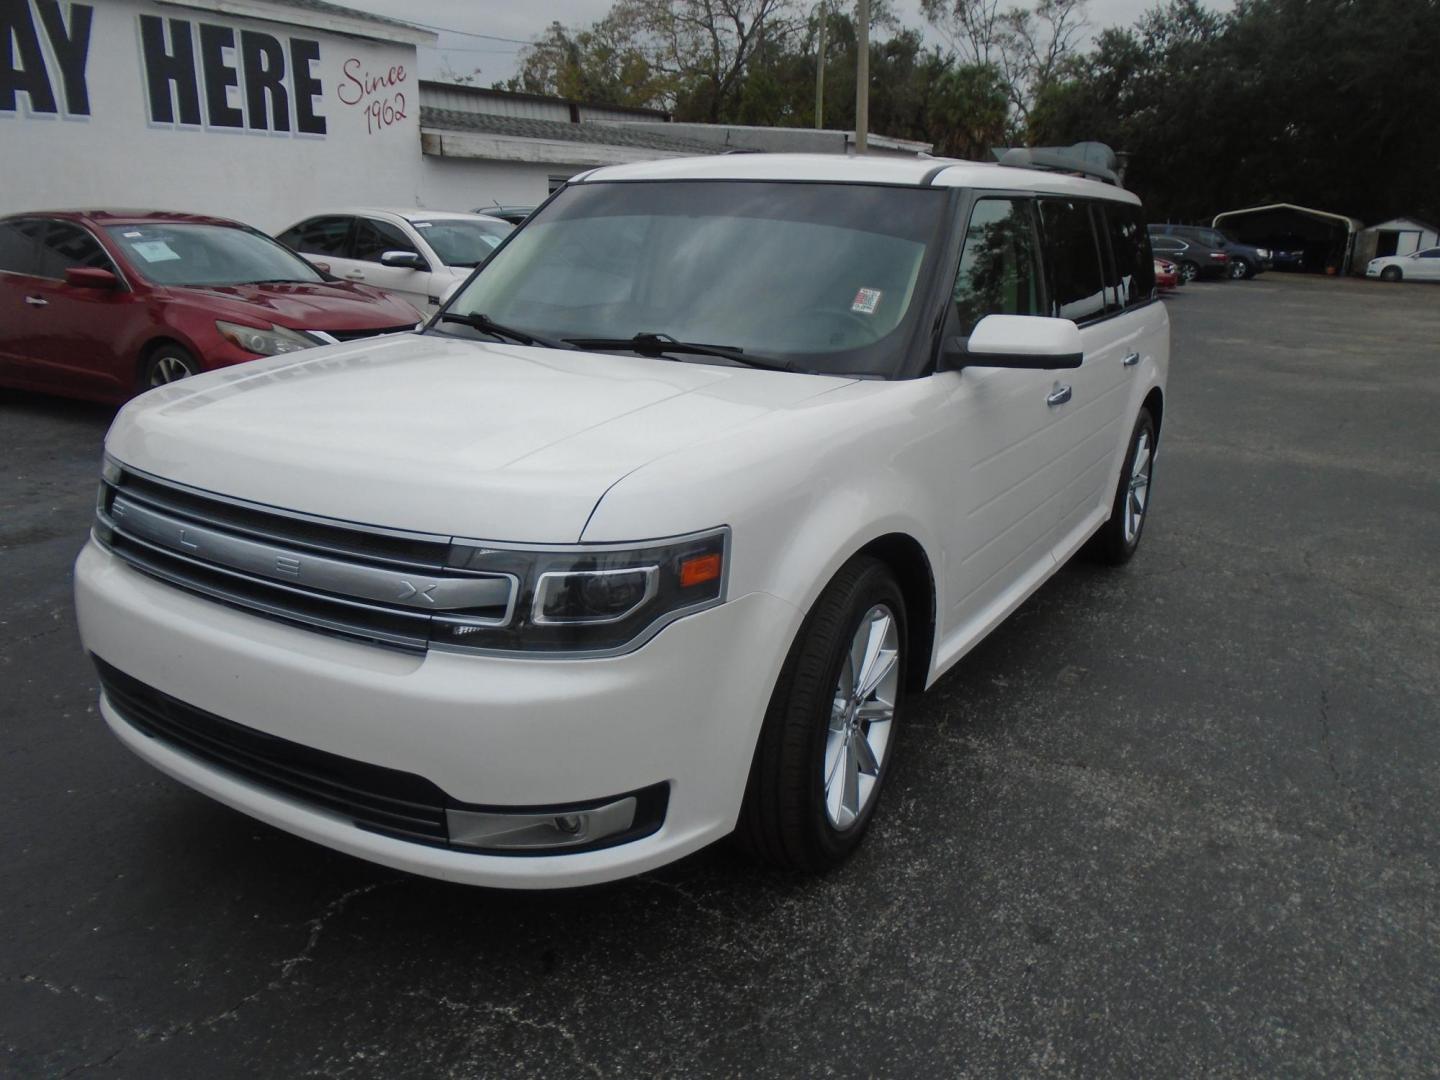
104;223;325;286
413;218;513;268
439;180;949;376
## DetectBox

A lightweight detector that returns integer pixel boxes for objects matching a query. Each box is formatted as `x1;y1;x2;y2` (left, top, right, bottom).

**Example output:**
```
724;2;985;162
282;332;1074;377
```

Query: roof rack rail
997;142;1122;186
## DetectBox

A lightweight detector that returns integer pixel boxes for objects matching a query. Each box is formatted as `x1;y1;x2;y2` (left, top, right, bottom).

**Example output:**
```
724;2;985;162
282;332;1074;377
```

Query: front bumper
75;540;799;888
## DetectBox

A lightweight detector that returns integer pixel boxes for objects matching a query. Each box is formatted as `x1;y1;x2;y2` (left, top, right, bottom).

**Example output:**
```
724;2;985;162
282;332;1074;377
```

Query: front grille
96;658;450;842
96;658;671;853
326;325;417;342
95;463;515;652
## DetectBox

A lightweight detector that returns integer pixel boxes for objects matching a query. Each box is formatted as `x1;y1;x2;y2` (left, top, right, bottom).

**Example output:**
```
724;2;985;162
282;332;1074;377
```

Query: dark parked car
471;205;536;225
0;210;422;403
1148;233;1230;282
1149;224;1267;279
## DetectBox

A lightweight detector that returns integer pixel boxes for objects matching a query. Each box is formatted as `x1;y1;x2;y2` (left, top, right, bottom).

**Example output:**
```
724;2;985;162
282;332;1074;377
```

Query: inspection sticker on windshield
851;287;883;315
132;240;180;263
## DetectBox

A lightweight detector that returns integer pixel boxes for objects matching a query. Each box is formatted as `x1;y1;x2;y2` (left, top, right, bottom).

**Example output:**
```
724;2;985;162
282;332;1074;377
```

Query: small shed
1350;218;1440;272
1212;203;1363;274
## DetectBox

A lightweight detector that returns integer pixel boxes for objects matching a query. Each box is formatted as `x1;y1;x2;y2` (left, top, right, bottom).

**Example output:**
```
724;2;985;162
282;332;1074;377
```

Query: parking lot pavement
2;274;1438;1078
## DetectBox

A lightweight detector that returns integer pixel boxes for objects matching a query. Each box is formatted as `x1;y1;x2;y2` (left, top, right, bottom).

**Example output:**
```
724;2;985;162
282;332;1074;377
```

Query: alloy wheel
823;604;900;829
1124;431;1152;544
150;355;195;386
1229;260;1248;279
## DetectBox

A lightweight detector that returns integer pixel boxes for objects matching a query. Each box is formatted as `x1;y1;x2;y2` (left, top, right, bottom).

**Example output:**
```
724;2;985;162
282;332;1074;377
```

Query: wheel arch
853;532;937;694
135;336;198;386
1143;385;1164;445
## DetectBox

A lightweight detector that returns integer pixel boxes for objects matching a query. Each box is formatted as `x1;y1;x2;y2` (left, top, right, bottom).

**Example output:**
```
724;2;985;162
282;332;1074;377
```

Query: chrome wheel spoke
852;727;881;776
823;603;900;829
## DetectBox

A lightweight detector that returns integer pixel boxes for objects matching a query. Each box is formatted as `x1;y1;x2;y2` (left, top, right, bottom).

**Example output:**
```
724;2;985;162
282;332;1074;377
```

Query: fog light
446;796;637;852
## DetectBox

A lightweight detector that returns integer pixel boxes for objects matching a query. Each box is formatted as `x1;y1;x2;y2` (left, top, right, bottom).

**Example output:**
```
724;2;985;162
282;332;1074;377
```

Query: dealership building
2;0;930;233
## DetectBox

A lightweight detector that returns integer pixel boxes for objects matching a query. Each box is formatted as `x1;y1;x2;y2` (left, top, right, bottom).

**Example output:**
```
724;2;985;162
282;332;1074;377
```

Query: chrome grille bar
96;465;516;651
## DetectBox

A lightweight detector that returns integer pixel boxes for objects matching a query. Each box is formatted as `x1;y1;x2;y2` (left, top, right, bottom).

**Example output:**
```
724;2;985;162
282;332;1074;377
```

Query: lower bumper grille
97;658;450;842
95;658;669;854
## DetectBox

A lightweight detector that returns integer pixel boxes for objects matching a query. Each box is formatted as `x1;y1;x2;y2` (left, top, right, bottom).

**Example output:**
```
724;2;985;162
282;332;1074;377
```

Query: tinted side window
0;220;42;275
1040;199;1106;322
280;216;352;257
353;218;418;263
37;222;112;278
1419;249;1440;259
1102;204;1156;308
952;197;1042;336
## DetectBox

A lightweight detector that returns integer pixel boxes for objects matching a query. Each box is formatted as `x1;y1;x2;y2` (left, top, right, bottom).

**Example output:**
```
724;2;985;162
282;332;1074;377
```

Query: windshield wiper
564;333;790;372
438;312;570;350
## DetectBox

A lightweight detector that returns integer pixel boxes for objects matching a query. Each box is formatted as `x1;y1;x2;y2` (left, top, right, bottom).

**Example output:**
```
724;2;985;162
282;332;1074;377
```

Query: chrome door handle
1046;384;1072;407
1123;351;1141;367
24;295;47;307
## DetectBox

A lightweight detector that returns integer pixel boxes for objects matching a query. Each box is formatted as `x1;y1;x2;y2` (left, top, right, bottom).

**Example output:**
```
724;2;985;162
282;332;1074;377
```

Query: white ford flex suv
76;154;1168;889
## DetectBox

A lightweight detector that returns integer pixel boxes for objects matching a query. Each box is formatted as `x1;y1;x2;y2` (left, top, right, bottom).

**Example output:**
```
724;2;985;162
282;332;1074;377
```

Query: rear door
1046;200;1157;559
349;216;434;311
935;194;1069;645
1412;248;1440;281
18;220;139;399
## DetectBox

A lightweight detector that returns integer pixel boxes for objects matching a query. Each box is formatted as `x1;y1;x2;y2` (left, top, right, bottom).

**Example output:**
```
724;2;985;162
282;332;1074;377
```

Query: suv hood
158;281;421;331
105;333;855;542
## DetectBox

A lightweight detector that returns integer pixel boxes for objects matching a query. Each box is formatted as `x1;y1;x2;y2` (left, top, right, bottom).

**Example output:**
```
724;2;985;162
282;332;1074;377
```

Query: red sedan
1154;258;1181;291
0;210;422;404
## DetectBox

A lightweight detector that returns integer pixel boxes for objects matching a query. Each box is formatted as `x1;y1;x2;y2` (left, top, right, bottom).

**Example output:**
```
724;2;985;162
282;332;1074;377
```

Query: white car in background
277;208;513;314
1366;247;1440;283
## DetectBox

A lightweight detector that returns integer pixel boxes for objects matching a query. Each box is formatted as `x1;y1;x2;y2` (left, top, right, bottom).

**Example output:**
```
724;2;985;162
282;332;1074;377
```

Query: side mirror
380;250;426;271
941;314;1083;371
311;261;331;275
64;267;118;290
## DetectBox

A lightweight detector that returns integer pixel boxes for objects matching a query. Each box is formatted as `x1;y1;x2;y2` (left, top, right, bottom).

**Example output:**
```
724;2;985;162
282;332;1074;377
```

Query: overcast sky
345;0;1230;86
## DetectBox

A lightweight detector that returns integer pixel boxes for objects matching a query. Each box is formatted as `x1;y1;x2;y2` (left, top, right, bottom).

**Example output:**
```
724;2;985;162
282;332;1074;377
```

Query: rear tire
1380;266;1402;283
1089;408;1157;565
140;344;200;390
736;556;907;872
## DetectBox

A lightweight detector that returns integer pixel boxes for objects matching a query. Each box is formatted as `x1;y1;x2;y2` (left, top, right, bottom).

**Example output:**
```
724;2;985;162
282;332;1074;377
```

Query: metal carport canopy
1212;203;1364;272
1211;203;1363;234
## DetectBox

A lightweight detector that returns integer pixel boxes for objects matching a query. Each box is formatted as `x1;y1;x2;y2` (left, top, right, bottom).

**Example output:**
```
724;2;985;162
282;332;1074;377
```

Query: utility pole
814;3;826;129
855;0;869;153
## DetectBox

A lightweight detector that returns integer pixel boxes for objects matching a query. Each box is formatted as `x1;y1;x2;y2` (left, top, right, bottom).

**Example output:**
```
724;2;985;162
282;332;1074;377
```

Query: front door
934;195;1068;657
7;220;138;399
1043;199;1149;558
350;217;434;311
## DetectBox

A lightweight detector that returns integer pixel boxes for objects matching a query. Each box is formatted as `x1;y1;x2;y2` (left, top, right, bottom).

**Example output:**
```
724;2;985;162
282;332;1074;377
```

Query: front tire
140;344;200;390
736;556;907;872
1229;258;1252;280
1179;260;1200;283
1380;266;1402;283
1090;407;1157;565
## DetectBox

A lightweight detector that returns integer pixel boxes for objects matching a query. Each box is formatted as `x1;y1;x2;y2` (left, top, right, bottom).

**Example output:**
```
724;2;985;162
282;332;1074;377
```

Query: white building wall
1;0;427;233
417;157;585;212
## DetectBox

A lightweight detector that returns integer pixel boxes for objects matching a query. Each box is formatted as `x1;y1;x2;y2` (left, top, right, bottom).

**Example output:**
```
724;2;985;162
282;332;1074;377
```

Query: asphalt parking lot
3;274;1438;1078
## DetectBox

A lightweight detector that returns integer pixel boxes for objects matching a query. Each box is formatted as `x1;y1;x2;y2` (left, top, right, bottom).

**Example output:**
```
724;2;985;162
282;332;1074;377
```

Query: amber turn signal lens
679;552;722;588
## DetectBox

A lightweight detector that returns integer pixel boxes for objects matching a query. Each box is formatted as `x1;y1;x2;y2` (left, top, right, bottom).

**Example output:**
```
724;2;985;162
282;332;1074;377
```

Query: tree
920;0;1090;123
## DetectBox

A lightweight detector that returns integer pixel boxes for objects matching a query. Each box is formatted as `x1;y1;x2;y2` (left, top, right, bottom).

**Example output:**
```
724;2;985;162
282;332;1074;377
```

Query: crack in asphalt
29;879;401;1076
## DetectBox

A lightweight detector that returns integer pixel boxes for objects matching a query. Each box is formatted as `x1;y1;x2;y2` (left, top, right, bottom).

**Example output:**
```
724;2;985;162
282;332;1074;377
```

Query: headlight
431;527;729;655
1256;247;1271;259
216;321;320;356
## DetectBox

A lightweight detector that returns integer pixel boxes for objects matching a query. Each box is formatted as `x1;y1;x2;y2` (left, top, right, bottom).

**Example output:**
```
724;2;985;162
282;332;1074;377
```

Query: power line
344;5;537;45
